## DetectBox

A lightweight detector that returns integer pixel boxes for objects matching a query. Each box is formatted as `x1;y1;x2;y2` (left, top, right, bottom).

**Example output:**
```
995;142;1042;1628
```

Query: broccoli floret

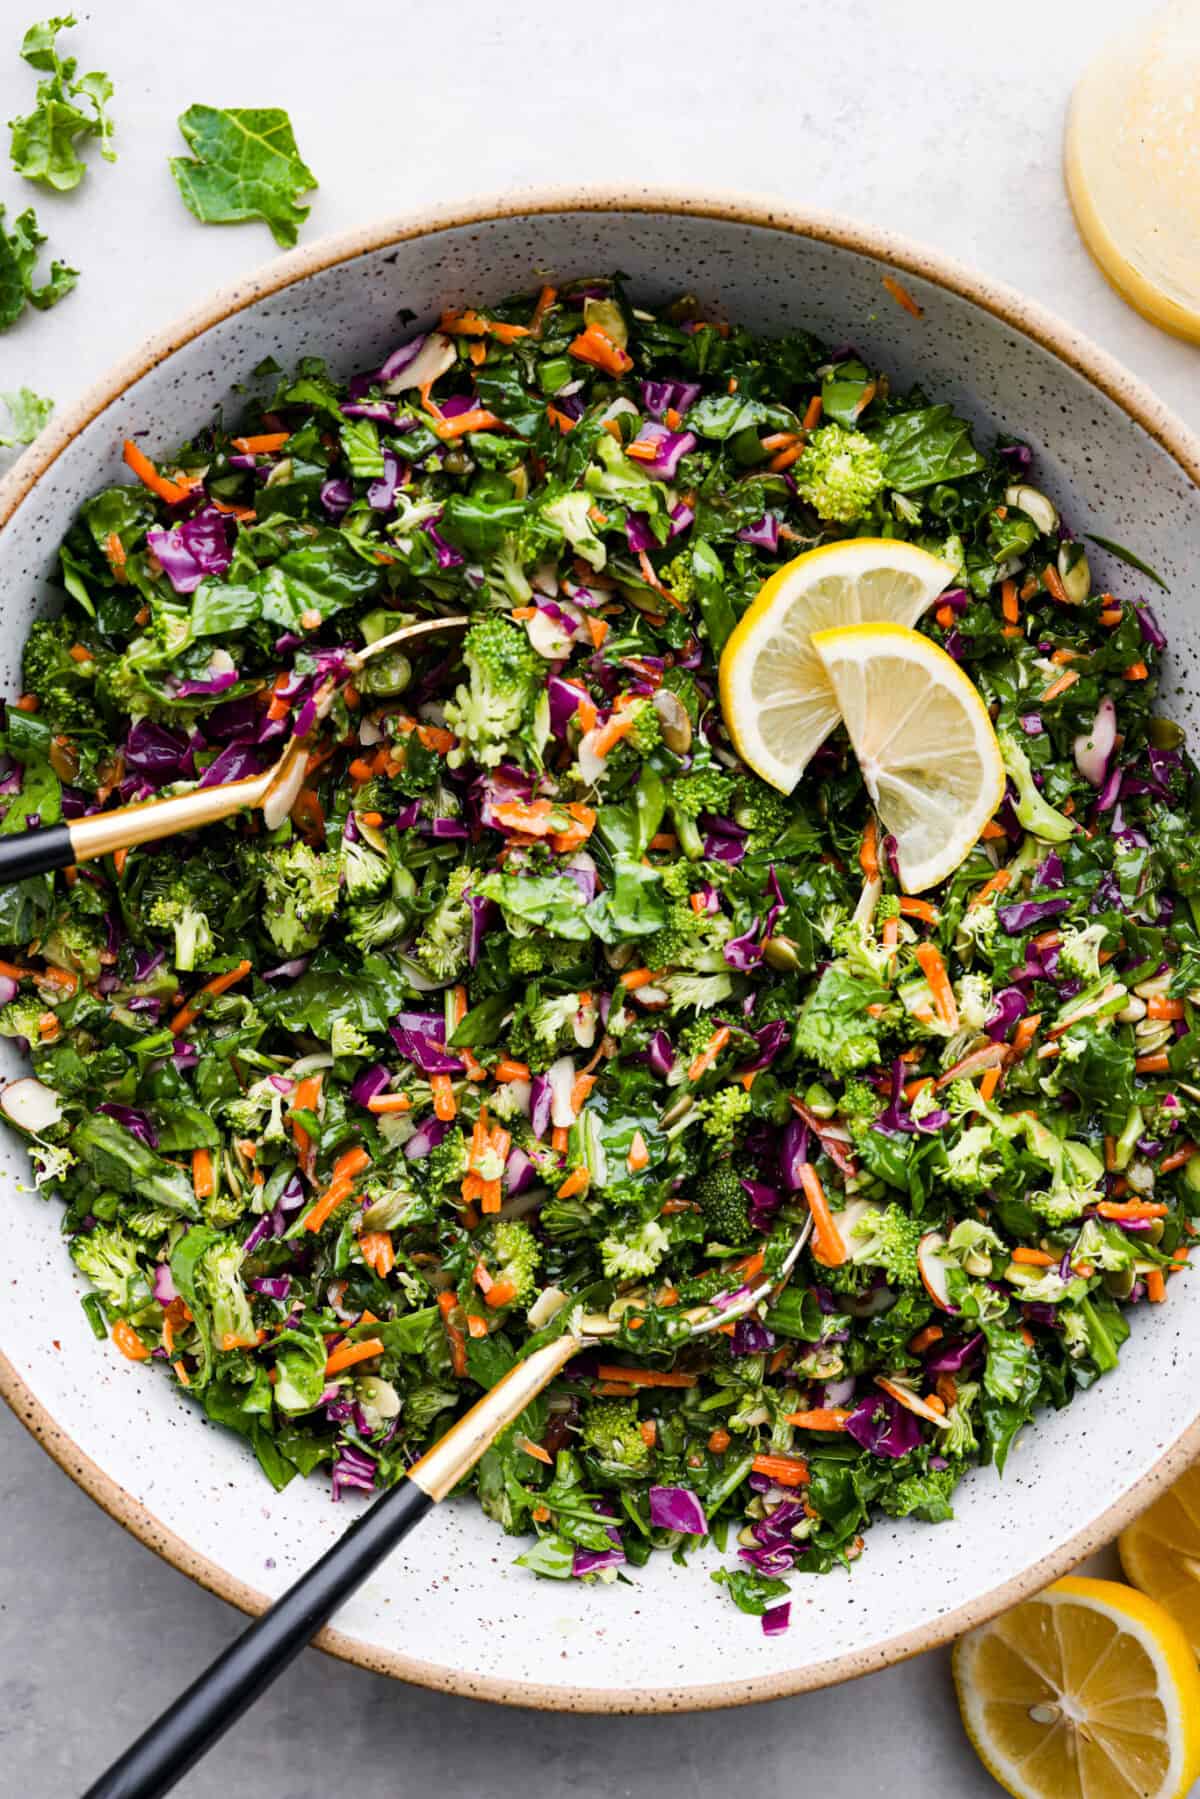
667;765;736;861
199;1238;257;1351
821;1259;874;1296
424;1130;469;1195
580;1399;651;1478
443;615;543;770
956;902;999;960
677;1016;720;1063
507;932;588;977
482;1219;541;1307
28;1139;76;1189
511;990;587;1062
623;696;662;755
1029;1187;1090;1227
340;833;392;900
541;490;607;571
998;730;1075;844
146;883;215;974
223;1076;288;1144
839;1080;882;1132
414;866;473;983
956;973;993;1032
663;971;733;1015
660;553;694;608
1070;1217;1139;1272
41;910;107;982
344;884;411;953
485;532;535;607
0;995;52;1042
259;840;340;956
942;1380;980;1458
1058;921;1108;984
69;1224;149;1316
943;1218;1007;1276
793;424;885;523
600;1218;670;1280
645;901;729;974
846;1203;923;1287
699;1086;752;1153
696;1163;750;1243
794;962;888;1079
21;617;111;785
733;780;791;846
941;1123;1008;1193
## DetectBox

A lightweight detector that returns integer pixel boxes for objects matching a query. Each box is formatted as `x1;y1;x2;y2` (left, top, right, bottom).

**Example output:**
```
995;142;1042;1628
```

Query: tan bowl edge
2;183;1200;1714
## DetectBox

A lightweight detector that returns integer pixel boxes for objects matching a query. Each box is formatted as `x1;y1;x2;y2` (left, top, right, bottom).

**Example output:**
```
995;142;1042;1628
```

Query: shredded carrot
969;869;1011;909
620;967;655;991
570;1072;597;1113
1042;563;1073;606
858;816;879;880
1096;1200;1168;1221
1146;1268;1167;1303
486;1277;519;1308
768;442;804;473
123;438;192;506
1011;1246;1056;1267
688;1025;730;1082
1159;1141;1197;1174
515;1433;552;1465
191;1147;214;1200
1041;669;1079;703
556;1166;590;1200
979;1065;1002;1103
232;432;289;454
802;394;823;430
1135;1053;1171;1075
1146;997;1185;1021
528;282;557;336
626;1129;650;1172
169;959;251;1034
882;274;923;318
798;1162;845;1267
785;1407;851;1431
102;533;126;581
359;1231;395;1278
430;408;502;442
1098;607;1123;627
593;1366;698;1388
430;1073;457;1120
915;941;959;1030
591;712;635;758
908;1325;944;1354
494;1057;531;1084
1124;661;1150;681
436;1290;468;1377
551;1125;569;1154
750;1452;810;1488
112;1320;149;1361
550;801;597;854
899;897;939;924
325;1337;385;1377
707;1426;732;1454
1008;1014;1042;1062
13;693;38;712
546;403;577;434
568;325;634;377
1000;578;1019;624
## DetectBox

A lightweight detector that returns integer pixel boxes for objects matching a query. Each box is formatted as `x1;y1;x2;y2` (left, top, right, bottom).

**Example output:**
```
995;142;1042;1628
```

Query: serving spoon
0;614;471;884
83;1217;812;1799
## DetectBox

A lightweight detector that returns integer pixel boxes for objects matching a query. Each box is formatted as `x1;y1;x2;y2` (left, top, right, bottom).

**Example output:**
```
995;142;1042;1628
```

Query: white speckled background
0;0;1195;1792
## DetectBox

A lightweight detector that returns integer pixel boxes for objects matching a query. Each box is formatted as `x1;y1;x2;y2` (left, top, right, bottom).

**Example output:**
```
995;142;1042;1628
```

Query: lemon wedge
810;622;1005;893
717;539;955;792
1120;1462;1200;1654
953;1575;1200;1799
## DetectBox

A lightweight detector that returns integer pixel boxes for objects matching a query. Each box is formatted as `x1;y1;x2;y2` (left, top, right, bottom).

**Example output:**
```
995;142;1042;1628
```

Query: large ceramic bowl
3;190;1200;1713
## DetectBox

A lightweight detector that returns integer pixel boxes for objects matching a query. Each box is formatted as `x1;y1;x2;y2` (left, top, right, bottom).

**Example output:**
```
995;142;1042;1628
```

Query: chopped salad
3;277;1196;1625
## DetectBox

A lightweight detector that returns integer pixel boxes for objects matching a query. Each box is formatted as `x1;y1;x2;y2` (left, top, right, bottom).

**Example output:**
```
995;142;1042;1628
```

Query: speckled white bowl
2;190;1200;1713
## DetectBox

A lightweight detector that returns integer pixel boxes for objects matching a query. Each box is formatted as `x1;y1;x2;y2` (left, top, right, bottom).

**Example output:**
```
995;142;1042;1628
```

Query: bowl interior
3;201;1199;1709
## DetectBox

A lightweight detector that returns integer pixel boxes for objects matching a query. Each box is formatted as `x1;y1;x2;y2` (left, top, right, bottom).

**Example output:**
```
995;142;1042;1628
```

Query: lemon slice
810;622;1005;893
1120;1462;1200;1654
717;539;955;792
953;1576;1200;1799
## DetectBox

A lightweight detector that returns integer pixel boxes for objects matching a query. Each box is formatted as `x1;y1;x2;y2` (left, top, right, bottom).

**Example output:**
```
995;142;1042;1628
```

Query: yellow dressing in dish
1065;0;1200;343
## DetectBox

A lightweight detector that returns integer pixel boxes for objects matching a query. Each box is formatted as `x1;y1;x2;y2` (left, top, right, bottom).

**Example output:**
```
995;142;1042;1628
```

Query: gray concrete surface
0;0;1192;1792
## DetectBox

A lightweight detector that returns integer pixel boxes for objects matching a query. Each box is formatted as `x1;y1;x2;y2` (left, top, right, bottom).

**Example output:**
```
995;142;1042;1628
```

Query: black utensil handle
82;1477;434;1799
0;821;75;882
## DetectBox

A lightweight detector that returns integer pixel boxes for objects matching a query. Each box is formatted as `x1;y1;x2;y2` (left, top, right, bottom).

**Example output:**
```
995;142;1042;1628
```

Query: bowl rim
3;182;1200;1714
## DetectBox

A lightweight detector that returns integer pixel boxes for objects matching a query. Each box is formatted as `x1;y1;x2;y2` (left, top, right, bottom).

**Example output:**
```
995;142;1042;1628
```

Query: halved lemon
1120;1462;1200;1655
953;1576;1200;1799
717;539;955;792
811;622;1005;893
